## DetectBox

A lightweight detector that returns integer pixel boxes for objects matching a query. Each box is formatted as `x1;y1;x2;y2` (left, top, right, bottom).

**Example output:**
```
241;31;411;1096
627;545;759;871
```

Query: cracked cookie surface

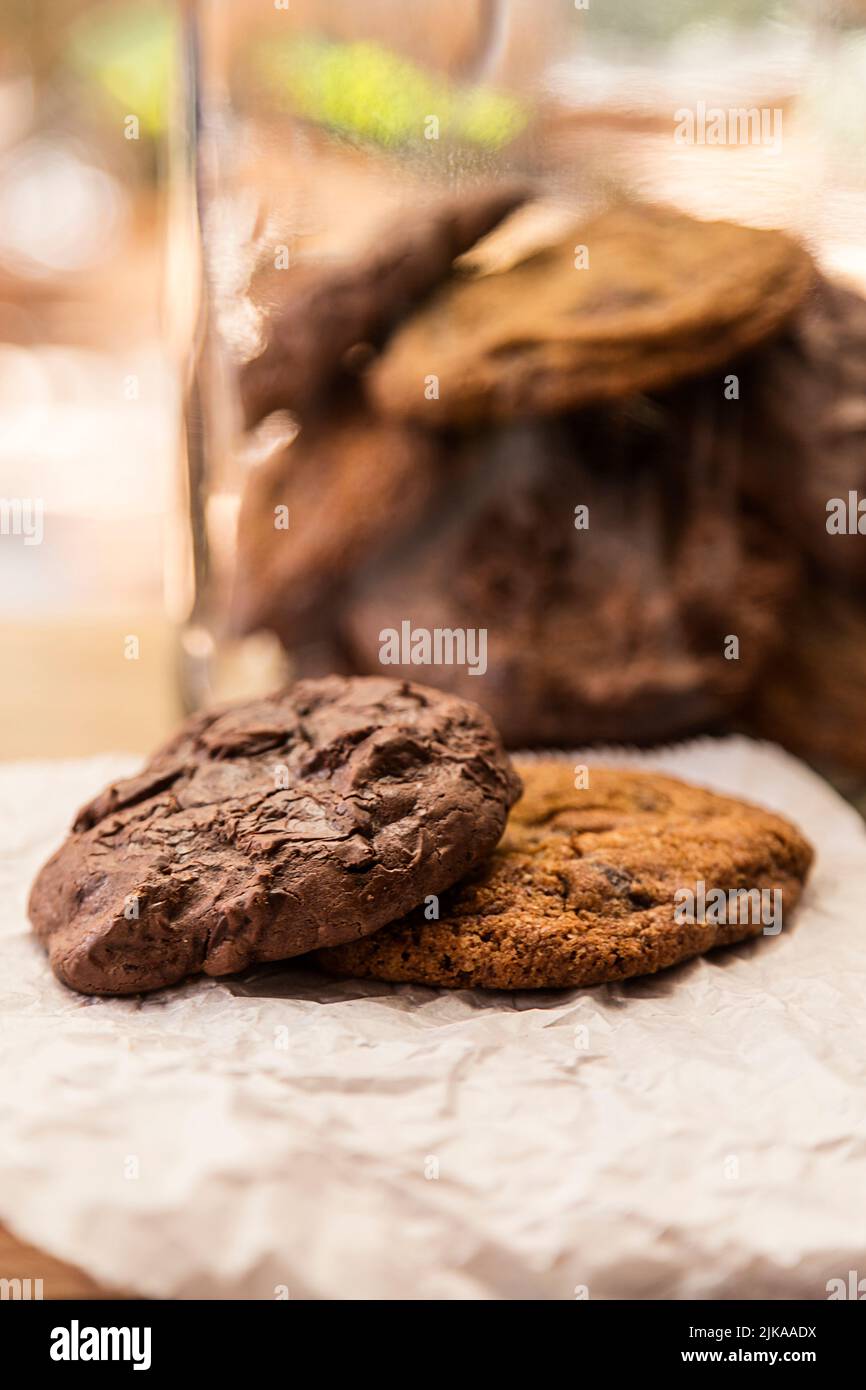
29;677;521;995
318;762;813;990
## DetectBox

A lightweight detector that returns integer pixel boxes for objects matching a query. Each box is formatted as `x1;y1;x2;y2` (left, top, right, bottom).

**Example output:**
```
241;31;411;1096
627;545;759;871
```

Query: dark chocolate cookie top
29;677;521;995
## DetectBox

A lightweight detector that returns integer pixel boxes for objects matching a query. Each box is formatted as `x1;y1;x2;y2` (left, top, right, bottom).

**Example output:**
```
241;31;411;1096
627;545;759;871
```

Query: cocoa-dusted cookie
367;202;814;425
232;403;448;643
29;677;521;996
318;763;813;991
342;410;801;747
240;184;527;427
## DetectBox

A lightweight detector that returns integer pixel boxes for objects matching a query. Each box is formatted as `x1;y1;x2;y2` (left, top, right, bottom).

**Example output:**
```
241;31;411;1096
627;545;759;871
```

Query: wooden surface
0;1225;119;1300
1;613;177;1297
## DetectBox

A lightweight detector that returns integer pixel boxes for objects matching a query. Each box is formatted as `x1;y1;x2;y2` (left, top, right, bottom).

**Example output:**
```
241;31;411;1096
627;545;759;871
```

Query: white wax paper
2;738;865;1300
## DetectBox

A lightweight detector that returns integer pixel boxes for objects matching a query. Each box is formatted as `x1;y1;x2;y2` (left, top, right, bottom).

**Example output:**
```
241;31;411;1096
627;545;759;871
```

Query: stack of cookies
233;190;866;778
740;278;866;784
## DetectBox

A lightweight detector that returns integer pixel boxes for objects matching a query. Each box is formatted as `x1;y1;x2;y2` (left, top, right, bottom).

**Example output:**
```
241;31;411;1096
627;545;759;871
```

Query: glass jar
171;0;866;803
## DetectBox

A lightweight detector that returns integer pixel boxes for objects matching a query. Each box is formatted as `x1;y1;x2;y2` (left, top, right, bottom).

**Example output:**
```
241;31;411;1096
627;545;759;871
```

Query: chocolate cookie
744;581;866;779
240;184;527;427
232;403;448;643
318;762;814;990
367;202;814;425
743;276;866;584
29;677;521;996
341;408;800;746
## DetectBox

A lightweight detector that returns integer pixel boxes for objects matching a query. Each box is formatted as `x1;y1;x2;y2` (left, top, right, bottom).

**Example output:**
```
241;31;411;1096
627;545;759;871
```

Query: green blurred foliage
67;2;173;138
257;37;527;150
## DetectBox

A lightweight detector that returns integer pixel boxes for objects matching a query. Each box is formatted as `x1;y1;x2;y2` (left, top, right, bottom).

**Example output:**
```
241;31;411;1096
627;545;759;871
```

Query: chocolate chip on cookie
29;677;521;995
318;762;813;990
367;202;814;424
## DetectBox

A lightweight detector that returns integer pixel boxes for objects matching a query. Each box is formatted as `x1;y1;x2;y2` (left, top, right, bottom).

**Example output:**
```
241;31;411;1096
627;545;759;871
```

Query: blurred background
0;0;177;754
3;0;866;758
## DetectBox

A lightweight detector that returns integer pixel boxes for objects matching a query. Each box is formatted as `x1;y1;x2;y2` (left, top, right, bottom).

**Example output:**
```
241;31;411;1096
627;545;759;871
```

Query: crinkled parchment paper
2;738;865;1300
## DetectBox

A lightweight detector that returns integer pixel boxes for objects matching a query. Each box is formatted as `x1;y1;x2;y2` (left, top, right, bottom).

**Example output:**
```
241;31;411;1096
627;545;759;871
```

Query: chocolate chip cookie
367;202;814;425
319;762;813;990
29;677;521;996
